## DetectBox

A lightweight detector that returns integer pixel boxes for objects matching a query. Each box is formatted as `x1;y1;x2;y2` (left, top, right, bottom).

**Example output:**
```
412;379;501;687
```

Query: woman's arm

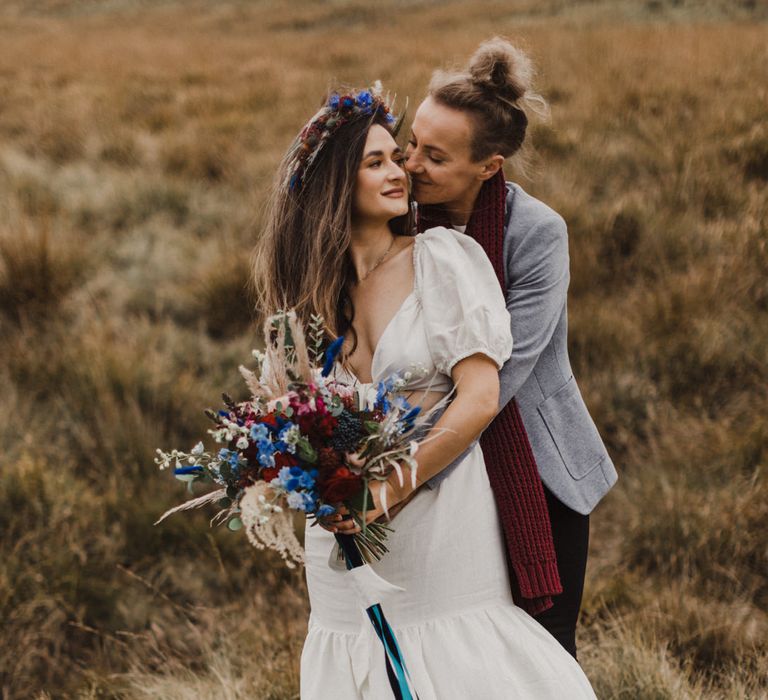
326;353;499;534
356;352;500;526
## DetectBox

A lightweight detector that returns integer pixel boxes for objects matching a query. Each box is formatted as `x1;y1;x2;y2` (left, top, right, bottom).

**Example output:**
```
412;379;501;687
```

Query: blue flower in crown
356;90;373;114
288;83;398;193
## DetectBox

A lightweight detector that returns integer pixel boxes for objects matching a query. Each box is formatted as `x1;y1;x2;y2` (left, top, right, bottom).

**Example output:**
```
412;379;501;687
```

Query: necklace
359;235;395;282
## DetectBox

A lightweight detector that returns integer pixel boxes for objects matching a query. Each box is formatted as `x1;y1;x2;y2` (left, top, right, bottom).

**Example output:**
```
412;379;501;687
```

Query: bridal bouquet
155;310;443;567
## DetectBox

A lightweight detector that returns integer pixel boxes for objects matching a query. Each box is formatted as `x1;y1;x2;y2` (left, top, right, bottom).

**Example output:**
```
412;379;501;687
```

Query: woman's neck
442;180;484;227
349;221;395;282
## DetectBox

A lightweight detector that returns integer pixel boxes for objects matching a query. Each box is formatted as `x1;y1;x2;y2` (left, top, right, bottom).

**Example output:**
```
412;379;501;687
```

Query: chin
382;203;409;219
412;189;441;205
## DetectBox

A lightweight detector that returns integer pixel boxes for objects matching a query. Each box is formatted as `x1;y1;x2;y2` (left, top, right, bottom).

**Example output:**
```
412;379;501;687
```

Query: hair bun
468;37;532;102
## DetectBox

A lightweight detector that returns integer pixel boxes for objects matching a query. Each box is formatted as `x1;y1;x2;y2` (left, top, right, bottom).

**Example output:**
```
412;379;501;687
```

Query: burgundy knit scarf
418;171;562;614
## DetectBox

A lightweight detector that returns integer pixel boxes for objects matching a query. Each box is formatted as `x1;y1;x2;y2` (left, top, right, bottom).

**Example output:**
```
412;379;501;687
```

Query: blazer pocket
537;377;606;480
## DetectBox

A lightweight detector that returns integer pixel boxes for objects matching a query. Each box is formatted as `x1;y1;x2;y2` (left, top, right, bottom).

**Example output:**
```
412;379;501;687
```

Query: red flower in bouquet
274;452;299;469
260;467;280;482
262;411;280;428
319;466;364;503
296;411;338;441
317;446;343;474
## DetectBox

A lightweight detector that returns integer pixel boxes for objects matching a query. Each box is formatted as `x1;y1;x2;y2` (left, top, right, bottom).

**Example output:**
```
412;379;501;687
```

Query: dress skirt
300;443;597;699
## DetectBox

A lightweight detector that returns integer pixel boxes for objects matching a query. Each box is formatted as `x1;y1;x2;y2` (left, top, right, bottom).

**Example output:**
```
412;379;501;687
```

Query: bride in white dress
252;86;596;699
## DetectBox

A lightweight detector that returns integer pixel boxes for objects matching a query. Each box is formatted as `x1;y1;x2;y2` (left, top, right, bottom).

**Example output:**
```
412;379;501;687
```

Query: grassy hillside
0;2;766;698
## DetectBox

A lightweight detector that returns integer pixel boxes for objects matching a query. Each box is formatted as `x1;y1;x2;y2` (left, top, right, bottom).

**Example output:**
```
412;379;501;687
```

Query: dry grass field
0;1;766;698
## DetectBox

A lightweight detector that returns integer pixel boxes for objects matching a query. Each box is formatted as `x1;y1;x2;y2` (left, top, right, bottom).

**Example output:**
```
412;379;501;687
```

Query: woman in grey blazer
405;37;617;657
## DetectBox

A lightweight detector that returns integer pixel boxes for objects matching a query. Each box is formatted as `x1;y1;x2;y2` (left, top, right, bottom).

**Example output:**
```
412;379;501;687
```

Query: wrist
385;470;413;506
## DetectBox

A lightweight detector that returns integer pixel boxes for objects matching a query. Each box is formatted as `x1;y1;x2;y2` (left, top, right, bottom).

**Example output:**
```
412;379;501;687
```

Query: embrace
252;37;617;699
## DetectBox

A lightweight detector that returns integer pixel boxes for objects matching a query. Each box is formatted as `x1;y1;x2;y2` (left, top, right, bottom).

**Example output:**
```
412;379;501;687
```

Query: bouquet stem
334;515;393;566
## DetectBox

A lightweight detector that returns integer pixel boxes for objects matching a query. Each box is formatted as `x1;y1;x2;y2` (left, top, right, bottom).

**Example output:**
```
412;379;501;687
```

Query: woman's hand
316;481;413;533
363;475;416;524
315;452;417;533
317;504;361;535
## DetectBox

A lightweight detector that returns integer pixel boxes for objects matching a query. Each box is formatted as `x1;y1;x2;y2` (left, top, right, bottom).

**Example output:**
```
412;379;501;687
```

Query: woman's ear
478;154;505;181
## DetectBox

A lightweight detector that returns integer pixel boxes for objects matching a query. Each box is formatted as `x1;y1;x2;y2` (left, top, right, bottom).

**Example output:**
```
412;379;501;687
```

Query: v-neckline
343;236;421;385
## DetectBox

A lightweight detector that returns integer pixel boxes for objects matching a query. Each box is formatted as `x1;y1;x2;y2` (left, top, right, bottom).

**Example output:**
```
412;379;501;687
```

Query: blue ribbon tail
336;534;419;699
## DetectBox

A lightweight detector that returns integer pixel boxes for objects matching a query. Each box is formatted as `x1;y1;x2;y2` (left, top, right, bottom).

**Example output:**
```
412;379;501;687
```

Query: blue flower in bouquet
322;336;345;377
275;465;305;491
401;405;421;430
276;422;300;454
286;490;317;512
218;448;241;468
250;423;270;441
298;468;319;490
376;378;394;412
174;465;204;476
317;504;337;517
256;438;277;467
403;406;421;423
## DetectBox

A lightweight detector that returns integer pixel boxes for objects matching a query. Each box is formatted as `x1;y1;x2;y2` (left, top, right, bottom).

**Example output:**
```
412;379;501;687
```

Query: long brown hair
251;95;412;345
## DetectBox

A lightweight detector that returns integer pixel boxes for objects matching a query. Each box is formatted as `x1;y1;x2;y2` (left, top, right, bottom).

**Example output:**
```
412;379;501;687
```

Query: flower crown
284;81;397;192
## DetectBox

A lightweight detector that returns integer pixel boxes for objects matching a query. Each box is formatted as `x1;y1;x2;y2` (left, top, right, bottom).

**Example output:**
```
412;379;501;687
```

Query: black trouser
535;485;590;660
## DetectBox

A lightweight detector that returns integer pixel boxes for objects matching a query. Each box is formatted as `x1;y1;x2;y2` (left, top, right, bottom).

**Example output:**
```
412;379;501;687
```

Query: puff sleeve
415;227;513;377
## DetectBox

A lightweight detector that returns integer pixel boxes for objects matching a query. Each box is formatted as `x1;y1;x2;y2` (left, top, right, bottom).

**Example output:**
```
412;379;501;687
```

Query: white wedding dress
301;227;596;699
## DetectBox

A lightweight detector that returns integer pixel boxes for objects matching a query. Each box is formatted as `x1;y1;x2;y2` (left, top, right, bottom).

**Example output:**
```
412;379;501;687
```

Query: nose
387;159;406;181
405;150;422;175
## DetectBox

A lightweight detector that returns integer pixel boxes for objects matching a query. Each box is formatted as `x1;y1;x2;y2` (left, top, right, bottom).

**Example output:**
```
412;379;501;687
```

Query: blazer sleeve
498;214;570;409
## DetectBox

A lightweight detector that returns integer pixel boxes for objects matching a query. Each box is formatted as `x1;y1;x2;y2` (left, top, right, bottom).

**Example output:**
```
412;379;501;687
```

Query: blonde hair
429;37;549;162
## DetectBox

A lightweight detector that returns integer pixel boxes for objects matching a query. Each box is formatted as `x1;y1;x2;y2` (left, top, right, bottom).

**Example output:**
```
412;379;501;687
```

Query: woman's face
352;124;409;225
405;96;486;207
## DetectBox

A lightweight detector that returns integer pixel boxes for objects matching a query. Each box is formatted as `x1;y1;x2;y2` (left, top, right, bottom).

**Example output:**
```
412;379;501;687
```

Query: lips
382;187;405;197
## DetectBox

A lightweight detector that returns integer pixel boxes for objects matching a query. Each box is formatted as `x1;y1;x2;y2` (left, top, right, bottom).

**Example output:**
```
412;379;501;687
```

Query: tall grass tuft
0;215;86;325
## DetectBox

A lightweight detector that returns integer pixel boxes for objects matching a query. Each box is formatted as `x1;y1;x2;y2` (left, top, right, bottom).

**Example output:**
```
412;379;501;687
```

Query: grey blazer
426;182;617;515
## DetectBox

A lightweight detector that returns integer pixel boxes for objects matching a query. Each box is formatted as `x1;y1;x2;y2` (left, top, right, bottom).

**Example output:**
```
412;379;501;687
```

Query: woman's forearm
386;356;499;505
413;395;493;485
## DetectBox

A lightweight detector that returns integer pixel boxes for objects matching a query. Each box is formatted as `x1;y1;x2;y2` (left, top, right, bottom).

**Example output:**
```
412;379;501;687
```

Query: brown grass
0;1;766;698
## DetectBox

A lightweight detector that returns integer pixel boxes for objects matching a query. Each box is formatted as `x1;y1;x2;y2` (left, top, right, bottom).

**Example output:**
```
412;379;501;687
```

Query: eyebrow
362;147;403;159
407;138;448;157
